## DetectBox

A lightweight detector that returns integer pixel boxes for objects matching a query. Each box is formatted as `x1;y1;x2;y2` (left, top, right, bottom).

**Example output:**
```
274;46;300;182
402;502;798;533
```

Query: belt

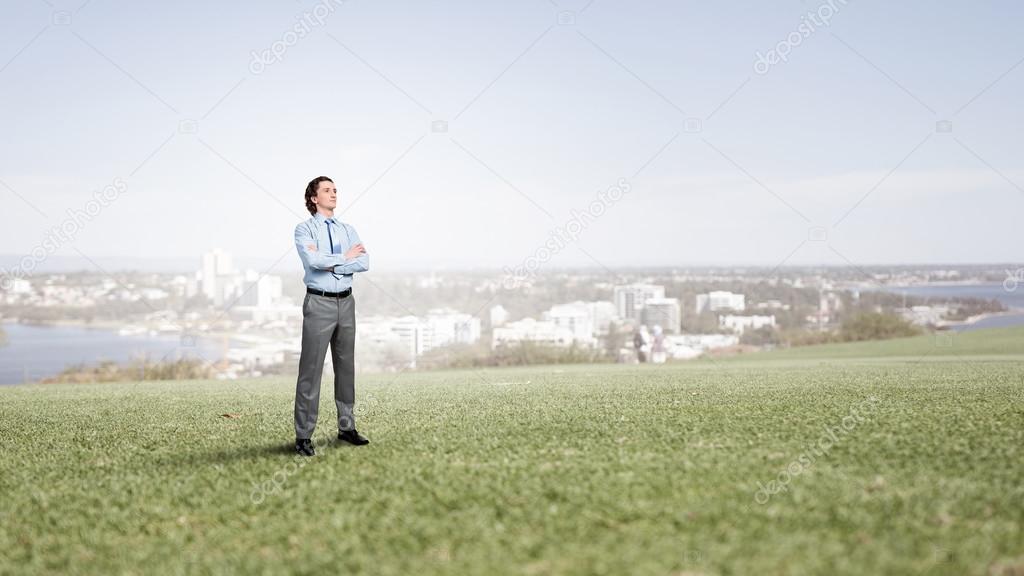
306;287;352;298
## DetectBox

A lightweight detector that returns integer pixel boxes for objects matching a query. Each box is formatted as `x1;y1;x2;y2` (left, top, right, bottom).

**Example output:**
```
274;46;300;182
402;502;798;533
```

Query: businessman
293;175;370;456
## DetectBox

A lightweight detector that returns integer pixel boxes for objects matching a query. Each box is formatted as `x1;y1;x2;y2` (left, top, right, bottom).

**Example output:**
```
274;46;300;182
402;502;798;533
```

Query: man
293;175;370;456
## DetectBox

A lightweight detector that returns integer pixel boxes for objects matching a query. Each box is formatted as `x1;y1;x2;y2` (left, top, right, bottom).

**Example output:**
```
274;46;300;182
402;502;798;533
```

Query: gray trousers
294;291;356;439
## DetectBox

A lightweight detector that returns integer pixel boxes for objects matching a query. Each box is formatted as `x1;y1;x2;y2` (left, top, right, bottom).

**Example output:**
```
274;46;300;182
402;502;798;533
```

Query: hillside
0;329;1022;574
719;324;1024;363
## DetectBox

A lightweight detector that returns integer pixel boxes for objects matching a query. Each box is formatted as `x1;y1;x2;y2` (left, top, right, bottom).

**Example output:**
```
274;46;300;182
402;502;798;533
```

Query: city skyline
2;247;1022;277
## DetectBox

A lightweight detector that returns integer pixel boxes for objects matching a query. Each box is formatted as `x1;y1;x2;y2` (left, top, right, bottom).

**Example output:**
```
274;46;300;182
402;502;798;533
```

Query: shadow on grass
154;441;295;470
158;436;367;470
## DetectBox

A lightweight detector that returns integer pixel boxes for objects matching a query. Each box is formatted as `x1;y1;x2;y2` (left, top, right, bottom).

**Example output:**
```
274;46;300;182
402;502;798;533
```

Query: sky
1;0;1022;275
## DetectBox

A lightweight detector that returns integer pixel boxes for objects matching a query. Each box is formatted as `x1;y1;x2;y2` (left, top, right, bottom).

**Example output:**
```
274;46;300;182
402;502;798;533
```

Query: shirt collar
313;212;338;225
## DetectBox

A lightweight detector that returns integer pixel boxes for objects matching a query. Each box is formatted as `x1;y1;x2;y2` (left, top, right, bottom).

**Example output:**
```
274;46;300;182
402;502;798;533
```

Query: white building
489;304;509;328
237;272;283;308
819;290;843;315
233;303;301;324
492;318;574;349
199;249;235;306
587;301;617;335
642;297;681;334
664;333;740;359
356;317;410;366
902;305;950;326
356;311;482;369
755;299;789;310
139;288;170;300
9;278;32;294
170;275;191;298
719;314;775;334
425;308;481;348
544;301;596;346
391;316;430;359
613;284;665;321
696;291;746;314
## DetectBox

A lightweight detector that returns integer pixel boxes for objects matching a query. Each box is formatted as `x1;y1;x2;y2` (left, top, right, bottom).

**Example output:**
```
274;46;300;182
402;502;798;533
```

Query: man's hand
306;244;317;252
344;243;366;260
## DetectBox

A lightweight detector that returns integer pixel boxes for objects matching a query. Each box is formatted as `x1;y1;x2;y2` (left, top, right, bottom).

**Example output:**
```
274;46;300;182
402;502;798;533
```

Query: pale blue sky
1;0;1022;273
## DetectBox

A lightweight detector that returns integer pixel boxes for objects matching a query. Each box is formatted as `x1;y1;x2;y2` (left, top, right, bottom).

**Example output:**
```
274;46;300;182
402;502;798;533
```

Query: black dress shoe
337;429;370;446
295;438;315;456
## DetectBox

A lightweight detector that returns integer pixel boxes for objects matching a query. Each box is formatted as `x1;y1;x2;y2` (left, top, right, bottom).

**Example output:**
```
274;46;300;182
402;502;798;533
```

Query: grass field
1;327;1023;575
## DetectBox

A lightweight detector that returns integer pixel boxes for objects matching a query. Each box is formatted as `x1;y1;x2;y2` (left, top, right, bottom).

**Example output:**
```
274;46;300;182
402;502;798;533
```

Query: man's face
314;180;337;211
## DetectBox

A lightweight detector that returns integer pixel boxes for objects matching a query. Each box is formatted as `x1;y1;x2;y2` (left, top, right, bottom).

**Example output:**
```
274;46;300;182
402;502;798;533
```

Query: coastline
0;318;298;384
936;308;1024;330
0;317;251;342
0;321;262;386
2;317;127;331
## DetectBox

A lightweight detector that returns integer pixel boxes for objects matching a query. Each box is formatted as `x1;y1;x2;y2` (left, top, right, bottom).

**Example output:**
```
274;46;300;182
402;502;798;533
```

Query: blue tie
326;218;342;280
326;218;337;254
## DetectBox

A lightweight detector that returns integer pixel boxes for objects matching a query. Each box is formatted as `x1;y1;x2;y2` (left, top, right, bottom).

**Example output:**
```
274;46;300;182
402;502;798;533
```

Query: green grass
721;325;1024;363
1;328;1023;575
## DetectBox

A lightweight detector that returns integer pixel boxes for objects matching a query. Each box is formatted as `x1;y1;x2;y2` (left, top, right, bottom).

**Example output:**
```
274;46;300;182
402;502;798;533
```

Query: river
0;322;226;385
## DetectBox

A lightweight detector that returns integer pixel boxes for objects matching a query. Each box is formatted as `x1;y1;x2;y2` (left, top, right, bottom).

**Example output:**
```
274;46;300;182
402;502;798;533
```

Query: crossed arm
294;222;370;275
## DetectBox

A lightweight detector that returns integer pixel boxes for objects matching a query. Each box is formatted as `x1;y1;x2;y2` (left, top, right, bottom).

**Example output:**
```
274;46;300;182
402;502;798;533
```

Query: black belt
307;287;352;298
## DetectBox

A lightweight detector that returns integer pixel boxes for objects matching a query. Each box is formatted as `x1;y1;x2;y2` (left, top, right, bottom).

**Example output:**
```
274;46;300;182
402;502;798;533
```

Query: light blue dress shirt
294;212;369;292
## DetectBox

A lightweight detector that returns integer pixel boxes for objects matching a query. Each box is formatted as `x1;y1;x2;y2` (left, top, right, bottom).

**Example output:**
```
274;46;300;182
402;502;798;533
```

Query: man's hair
304;176;334;216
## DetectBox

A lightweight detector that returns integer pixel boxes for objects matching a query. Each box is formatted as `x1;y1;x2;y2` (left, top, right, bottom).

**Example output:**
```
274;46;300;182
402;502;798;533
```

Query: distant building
586;301;617;335
9;278;32;294
664;333;740;359
238;273;282;308
695;291;745;314
234;303;301;324
613;283;665;321
424;308;481;348
489;304;509;327
356;310;482;369
755;299;788;310
544;301;596;346
719;314;775;334
391;316;430;365
357;316;409;361
902;305;950;326
492;318;574;349
642;297;681;334
199;249;235;306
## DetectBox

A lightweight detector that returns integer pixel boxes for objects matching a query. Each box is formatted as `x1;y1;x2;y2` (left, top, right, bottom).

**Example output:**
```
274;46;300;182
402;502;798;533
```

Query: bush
739;325;778;346
42;358;214;384
838;312;921;342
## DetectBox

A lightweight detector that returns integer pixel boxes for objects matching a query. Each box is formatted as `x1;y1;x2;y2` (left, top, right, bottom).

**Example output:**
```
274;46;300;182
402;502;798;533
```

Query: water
4;283;1019;384
952;312;1024;332
869;283;1024;332
0;323;226;385
876;283;1024;308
